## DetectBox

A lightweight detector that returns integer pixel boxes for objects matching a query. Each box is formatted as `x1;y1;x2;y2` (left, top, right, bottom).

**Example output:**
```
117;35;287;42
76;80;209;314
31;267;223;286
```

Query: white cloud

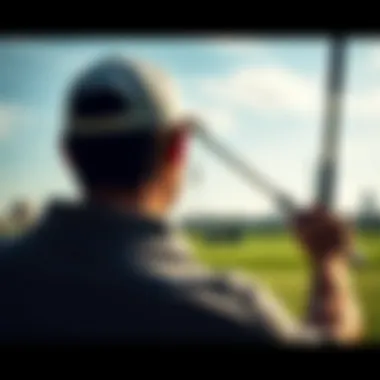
0;103;24;139
0;103;38;140
346;89;380;120
368;46;380;70
199;66;323;117
194;63;380;126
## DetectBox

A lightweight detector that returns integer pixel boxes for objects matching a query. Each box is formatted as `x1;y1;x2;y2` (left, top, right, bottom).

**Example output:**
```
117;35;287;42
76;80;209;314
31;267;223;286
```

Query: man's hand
291;205;363;344
292;205;353;264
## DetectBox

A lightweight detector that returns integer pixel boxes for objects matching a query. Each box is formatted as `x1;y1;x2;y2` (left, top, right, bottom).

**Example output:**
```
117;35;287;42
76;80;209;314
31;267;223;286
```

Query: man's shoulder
0;232;46;277
0;237;17;259
0;237;13;249
135;234;327;344
135;238;280;339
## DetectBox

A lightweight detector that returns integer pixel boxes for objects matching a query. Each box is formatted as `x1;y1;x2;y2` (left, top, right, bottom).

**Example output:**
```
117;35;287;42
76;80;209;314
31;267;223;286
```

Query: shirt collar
39;198;173;241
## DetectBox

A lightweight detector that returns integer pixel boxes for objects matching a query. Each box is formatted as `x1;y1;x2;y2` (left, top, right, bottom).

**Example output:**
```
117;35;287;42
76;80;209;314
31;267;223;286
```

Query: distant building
203;226;246;243
361;192;378;215
7;199;36;234
357;191;380;230
182;214;285;242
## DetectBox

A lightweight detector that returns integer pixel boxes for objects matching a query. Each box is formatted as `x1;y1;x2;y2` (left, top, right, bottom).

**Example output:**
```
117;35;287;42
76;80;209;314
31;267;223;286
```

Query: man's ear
165;128;189;165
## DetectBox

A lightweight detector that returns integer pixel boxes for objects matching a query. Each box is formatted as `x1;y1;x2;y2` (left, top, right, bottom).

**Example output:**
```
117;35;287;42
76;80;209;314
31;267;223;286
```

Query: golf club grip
277;194;364;267
197;127;363;267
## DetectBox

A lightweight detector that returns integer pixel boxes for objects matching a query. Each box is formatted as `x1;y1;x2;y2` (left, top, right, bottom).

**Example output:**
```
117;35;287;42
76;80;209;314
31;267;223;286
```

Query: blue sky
0;37;379;217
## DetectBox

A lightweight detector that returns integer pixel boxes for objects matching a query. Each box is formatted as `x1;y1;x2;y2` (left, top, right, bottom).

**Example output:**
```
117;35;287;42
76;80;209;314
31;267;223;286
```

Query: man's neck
87;189;169;221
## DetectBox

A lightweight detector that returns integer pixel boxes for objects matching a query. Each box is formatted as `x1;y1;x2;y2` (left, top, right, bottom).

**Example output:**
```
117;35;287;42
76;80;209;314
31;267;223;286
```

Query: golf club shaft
196;126;297;215
316;36;364;265
196;126;361;266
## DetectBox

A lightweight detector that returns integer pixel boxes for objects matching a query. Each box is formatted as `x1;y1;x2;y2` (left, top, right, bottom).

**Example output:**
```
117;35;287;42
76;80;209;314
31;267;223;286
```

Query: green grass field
189;231;380;341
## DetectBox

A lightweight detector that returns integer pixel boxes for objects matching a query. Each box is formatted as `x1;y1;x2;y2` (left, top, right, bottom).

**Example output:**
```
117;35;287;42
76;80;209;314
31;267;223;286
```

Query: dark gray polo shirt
0;200;323;344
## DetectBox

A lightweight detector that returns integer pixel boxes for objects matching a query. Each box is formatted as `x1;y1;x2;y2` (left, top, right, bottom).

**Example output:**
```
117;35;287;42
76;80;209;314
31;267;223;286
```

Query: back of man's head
62;57;192;206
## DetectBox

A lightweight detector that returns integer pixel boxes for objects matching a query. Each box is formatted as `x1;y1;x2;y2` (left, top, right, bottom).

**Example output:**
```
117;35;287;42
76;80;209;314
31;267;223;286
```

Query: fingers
291;204;353;259
293;203;339;228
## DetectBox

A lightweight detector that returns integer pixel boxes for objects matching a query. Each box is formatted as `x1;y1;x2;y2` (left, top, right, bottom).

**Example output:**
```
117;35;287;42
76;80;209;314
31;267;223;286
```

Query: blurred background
0;36;379;340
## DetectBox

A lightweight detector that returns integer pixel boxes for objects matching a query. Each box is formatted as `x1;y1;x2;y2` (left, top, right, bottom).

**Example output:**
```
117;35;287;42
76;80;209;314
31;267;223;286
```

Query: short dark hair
65;132;170;191
63;85;170;192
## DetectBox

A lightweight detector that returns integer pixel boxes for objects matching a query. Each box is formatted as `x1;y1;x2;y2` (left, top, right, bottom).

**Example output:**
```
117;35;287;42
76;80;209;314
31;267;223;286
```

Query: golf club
193;121;363;267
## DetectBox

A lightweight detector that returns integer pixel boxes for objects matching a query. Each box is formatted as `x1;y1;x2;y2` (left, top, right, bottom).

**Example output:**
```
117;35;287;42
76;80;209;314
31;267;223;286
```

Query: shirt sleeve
150;262;329;343
139;235;330;344
184;271;332;344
